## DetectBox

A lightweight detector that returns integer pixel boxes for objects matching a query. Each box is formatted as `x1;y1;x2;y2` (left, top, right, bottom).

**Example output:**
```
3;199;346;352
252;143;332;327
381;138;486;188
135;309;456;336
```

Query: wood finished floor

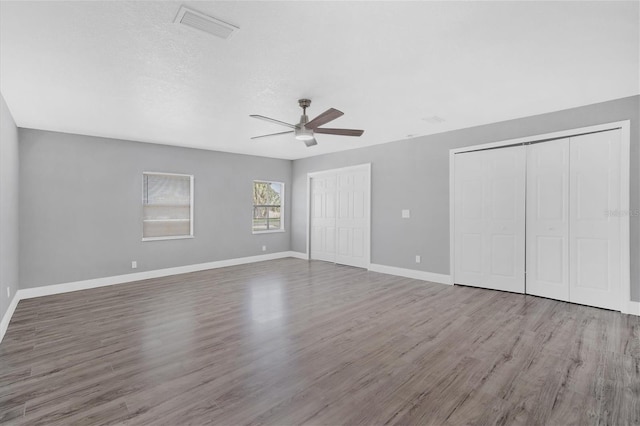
1;258;639;426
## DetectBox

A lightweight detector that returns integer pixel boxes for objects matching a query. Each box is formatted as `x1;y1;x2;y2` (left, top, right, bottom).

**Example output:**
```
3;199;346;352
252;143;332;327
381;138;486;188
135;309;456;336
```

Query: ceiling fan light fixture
295;127;314;141
295;133;314;141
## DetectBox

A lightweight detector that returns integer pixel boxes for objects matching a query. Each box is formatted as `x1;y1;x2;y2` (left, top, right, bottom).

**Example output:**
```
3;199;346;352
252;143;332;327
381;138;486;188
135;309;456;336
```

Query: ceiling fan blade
251;131;294;140
305;108;344;129
249;115;297;129
304;138;318;147
314;128;364;137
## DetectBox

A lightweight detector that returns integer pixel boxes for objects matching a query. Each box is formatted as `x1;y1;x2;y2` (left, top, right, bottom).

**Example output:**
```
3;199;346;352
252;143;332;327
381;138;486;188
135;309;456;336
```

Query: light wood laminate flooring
1;258;639;425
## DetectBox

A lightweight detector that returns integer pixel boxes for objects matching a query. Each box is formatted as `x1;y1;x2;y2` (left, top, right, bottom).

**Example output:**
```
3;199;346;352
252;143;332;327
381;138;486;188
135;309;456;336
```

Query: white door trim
306;163;372;268
449;120;633;315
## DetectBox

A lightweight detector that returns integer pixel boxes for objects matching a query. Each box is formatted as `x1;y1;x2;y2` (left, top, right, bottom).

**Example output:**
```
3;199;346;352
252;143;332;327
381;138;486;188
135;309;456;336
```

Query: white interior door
309;165;370;268
526;139;570;301
569;130;621;310
335;168;370;268
310;175;337;263
454;146;526;293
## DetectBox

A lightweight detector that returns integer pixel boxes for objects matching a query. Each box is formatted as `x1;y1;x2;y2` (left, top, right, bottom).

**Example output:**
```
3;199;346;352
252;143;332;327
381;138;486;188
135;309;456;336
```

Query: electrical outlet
415;255;421;263
262;245;267;252
402;209;410;218
131;261;137;269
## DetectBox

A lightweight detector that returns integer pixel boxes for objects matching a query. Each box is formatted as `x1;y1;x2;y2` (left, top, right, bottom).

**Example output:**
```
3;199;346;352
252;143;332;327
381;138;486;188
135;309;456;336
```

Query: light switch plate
402;209;410;218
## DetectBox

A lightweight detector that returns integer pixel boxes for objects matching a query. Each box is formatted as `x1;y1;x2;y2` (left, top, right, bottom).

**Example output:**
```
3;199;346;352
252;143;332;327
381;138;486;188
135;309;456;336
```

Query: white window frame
142;171;194;242
252;180;285;234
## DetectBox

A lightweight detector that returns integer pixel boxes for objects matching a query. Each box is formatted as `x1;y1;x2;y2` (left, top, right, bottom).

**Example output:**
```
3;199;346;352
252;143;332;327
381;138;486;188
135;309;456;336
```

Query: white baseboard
0;293;20;344
623;301;640;316
18;251;300;300
288;251;309;260
368;263;452;285
0;251;303;344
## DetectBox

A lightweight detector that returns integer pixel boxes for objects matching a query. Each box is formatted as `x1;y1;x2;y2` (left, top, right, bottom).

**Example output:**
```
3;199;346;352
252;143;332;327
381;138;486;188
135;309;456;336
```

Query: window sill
252;229;286;235
142;235;194;242
143;219;190;223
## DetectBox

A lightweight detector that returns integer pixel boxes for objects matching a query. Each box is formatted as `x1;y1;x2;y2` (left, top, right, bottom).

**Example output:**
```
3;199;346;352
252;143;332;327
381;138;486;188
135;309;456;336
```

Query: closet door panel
454;146;525;293
454;151;485;286
569;130;621;310
526;139;570;301
484;146;526;293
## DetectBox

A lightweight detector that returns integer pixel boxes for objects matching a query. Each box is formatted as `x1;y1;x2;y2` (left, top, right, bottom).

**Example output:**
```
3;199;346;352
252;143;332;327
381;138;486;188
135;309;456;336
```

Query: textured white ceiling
1;1;638;160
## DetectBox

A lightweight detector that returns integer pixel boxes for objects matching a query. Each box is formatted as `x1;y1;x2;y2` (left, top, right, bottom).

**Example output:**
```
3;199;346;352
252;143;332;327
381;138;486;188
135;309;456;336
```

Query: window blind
143;173;193;239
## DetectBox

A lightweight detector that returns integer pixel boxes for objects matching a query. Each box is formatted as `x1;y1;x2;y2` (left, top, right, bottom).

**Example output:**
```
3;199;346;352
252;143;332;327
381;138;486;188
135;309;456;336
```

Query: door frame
305;163;372;268
449;120;632;314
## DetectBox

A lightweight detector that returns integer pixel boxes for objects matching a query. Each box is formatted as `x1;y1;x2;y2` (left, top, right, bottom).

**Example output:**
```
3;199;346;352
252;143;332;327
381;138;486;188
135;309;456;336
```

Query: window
253;181;284;233
142;172;193;241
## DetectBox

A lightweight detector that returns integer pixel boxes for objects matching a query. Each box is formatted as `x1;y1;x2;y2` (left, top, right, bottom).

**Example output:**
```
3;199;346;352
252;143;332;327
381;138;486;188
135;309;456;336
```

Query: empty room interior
1;1;639;425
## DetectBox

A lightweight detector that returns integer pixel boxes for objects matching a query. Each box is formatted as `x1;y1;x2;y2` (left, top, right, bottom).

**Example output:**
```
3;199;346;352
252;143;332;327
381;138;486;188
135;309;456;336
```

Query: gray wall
19;129;291;289
14;95;640;304
291;95;640;302
0;93;19;321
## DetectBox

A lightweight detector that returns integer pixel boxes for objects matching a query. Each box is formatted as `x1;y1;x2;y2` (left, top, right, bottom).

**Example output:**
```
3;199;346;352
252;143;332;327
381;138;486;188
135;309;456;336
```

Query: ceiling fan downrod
298;98;311;125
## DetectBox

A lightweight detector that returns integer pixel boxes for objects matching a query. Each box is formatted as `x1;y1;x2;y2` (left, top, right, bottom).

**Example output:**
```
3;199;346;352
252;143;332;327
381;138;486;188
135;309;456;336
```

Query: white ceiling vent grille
174;6;239;40
422;115;446;124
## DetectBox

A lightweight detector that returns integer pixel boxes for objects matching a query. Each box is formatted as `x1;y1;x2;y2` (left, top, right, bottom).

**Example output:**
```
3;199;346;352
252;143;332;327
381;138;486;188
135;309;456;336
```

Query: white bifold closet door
568;131;621;310
526;131;622;310
526;139;570;301
454;145;526;293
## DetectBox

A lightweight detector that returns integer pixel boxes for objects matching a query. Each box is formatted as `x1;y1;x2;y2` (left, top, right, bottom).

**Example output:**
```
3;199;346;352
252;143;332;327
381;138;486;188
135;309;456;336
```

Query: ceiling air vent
422;115;446;124
174;6;239;40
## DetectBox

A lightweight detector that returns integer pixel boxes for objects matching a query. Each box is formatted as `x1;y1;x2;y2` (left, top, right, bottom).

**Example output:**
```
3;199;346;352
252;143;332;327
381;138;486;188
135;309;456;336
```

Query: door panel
460;233;482;274
575;238;610;290
335;168;370;268
461;181;483;219
454;146;525;293
337;227;350;256
454;152;485;286
353;229;365;257
569;130;621;310
490;234;515;277
526;139;570;301
484;146;526;292
491;178;516;219
310;166;370;269
310;176;337;263
536;236;564;283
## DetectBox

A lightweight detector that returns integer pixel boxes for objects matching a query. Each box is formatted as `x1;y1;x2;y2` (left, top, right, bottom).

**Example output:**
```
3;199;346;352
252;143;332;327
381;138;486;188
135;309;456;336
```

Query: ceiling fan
250;99;364;147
